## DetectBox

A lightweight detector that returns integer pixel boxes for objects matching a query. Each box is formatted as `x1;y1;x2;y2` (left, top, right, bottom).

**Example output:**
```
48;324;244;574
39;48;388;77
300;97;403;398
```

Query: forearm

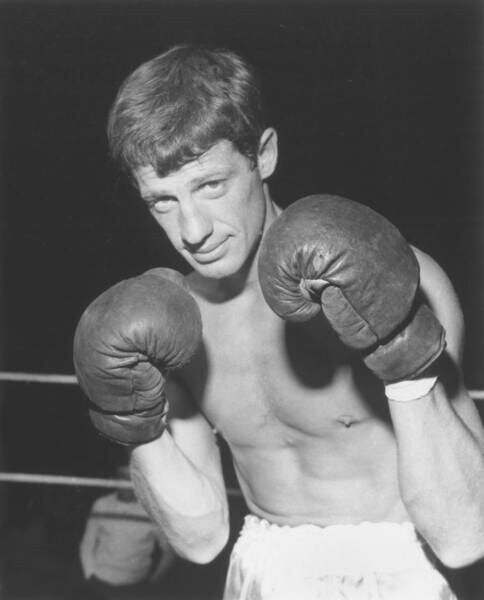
389;381;484;567
130;431;229;564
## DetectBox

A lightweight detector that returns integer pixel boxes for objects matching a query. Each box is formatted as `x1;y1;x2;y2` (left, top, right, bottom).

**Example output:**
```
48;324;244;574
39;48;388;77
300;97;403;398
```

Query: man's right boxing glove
73;268;202;445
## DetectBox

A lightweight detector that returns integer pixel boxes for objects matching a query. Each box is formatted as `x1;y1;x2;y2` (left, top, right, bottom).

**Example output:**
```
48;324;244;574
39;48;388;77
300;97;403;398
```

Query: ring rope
0;372;78;384
0;472;241;496
0;372;483;400
0;473;133;488
0;371;481;497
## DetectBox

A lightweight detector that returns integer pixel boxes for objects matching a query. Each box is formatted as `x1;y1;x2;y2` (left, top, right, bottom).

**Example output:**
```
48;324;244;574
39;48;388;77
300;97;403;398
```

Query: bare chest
182;306;388;444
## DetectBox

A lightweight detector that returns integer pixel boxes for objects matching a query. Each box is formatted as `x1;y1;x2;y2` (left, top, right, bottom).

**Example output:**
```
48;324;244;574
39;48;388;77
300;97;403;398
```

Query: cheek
151;212;182;248
231;179;265;234
244;188;266;236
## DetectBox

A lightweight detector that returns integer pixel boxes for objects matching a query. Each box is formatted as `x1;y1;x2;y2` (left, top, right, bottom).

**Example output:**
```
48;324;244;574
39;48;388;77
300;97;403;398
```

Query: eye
204;179;222;189
148;197;175;213
200;179;226;197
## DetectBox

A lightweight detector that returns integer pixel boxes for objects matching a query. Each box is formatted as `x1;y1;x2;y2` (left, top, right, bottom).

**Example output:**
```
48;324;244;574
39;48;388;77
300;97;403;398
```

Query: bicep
413;246;465;366
166;377;226;492
414;247;484;441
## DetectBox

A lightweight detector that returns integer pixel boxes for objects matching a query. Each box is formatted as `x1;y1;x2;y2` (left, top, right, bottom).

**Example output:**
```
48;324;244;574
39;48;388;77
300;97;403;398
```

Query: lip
190;238;229;263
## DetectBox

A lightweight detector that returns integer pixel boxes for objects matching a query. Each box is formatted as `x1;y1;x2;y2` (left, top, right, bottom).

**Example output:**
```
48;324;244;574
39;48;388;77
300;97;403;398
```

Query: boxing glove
73;268;202;444
258;195;446;383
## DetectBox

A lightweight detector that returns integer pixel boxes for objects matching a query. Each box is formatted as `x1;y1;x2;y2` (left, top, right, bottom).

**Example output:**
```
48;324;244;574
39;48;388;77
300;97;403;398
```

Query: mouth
190;238;229;263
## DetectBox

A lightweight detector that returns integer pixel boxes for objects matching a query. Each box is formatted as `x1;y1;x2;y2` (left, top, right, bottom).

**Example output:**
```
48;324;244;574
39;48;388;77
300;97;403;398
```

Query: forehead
134;140;247;192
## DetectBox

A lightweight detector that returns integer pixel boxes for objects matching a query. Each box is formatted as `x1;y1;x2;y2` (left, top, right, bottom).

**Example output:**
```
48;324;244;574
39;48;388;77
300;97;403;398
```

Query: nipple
336;414;357;428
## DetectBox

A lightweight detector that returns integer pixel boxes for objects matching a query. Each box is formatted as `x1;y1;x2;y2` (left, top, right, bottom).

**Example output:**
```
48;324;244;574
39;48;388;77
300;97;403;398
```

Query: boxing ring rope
0;372;78;385
1;371;483;399
0;371;483;493
0;473;133;489
0;370;245;496
0;472;241;495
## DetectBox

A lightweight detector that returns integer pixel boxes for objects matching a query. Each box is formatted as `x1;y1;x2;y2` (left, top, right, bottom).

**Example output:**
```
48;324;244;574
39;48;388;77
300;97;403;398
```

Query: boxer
74;45;484;599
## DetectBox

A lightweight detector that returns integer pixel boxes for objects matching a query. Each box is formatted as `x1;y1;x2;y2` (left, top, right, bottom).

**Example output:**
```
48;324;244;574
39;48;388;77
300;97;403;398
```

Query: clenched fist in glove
73;268;202;445
258;195;446;384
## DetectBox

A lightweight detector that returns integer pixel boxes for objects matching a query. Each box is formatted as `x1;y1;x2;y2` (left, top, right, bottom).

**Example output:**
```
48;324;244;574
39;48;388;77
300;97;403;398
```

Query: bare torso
180;275;409;527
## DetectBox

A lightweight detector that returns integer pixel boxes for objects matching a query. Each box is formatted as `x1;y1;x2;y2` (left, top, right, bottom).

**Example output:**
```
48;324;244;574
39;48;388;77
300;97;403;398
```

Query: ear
257;128;278;180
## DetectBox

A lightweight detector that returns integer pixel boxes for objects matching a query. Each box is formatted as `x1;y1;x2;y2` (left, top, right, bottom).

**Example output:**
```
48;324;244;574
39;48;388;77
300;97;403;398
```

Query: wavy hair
107;44;267;178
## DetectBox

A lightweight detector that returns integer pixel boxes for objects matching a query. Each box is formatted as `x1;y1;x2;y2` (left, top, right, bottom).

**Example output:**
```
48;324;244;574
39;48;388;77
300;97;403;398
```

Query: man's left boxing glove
258;195;446;384
73;268;202;445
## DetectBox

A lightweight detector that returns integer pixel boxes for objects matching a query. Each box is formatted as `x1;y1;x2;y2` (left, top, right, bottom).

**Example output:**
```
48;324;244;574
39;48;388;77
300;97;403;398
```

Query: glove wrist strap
385;376;438;402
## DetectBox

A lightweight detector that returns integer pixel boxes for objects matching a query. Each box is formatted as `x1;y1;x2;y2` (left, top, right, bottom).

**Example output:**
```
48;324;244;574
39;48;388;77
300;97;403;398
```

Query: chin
190;256;244;280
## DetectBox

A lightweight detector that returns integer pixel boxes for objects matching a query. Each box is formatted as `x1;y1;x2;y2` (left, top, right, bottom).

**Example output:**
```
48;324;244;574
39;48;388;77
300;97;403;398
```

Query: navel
335;414;359;428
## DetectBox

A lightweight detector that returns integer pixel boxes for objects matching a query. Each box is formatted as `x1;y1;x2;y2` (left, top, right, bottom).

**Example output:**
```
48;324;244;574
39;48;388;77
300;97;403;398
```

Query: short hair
107;44;268;178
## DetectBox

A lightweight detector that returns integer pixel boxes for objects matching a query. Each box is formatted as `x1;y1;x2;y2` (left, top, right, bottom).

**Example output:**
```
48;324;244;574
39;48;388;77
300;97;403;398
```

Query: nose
179;200;213;250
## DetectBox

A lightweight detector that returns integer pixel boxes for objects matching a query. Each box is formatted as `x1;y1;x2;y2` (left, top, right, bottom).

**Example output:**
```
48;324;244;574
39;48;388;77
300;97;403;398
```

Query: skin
131;129;484;568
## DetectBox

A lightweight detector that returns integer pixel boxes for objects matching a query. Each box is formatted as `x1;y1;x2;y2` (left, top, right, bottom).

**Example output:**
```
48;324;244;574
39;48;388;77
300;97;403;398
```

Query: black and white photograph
0;1;483;599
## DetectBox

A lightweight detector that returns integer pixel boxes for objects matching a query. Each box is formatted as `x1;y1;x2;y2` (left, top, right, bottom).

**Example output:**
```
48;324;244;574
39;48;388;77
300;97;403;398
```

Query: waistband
236;515;435;575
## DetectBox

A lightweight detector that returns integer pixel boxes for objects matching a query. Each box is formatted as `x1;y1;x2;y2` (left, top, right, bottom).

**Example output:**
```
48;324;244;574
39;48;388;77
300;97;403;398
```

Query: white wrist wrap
385;376;438;402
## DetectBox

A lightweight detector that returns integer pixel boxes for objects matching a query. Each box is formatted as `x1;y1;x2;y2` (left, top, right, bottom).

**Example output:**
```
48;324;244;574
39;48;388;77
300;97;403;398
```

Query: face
134;134;277;279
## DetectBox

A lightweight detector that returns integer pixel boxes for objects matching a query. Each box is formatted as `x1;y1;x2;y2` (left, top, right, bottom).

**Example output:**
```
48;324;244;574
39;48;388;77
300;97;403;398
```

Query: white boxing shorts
223;516;457;600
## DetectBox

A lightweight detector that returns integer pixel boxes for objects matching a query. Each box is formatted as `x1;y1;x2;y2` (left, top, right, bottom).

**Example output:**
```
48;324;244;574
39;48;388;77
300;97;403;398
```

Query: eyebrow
141;167;235;201
192;167;233;186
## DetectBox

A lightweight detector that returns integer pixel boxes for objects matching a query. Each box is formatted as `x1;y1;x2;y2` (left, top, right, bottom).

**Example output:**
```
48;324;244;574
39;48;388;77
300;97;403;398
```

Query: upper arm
414;246;484;441
166;376;226;494
413;246;465;366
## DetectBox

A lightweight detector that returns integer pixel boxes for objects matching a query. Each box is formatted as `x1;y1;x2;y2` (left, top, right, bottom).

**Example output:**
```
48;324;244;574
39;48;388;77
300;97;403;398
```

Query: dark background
1;0;483;381
0;1;483;598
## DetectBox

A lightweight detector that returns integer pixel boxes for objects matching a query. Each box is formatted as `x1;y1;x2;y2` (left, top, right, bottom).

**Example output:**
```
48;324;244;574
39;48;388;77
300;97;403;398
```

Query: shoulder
412;247;457;295
412;246;462;316
412;246;465;365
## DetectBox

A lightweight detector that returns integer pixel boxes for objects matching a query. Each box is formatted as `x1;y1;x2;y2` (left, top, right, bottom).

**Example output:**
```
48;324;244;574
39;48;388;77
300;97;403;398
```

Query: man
73;45;484;598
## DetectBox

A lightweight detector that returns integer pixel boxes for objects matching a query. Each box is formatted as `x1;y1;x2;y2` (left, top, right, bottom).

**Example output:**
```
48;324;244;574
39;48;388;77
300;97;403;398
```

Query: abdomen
228;417;408;527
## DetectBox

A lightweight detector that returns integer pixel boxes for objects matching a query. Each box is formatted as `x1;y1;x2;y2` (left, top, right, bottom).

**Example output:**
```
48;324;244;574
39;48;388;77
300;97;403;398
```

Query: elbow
403;491;484;569
178;522;230;565
435;542;484;570
187;545;225;565
432;508;484;569
430;522;484;569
